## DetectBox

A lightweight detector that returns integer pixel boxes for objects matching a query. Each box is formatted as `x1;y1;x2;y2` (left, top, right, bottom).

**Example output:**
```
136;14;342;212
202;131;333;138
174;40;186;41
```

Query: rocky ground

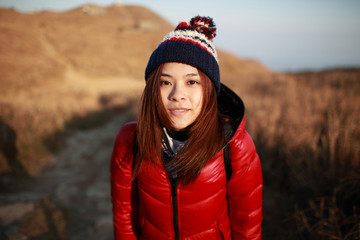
0;115;128;240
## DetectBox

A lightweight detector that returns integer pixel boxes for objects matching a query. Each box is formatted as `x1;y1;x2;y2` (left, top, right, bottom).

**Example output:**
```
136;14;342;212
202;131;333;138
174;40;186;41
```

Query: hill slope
0;4;271;176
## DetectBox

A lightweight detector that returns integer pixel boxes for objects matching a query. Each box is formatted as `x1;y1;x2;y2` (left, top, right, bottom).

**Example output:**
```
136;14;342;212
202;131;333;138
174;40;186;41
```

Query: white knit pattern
160;29;218;61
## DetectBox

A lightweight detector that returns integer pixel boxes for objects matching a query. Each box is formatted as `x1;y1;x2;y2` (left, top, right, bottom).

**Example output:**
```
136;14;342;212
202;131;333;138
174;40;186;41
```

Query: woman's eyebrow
161;73;172;77
185;73;199;77
161;72;199;78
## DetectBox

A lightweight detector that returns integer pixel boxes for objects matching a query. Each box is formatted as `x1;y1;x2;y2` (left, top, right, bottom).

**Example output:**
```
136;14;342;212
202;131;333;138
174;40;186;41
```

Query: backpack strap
223;143;232;182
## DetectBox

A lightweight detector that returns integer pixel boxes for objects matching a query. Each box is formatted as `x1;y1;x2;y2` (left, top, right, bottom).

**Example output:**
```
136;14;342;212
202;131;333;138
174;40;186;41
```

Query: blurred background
0;1;359;239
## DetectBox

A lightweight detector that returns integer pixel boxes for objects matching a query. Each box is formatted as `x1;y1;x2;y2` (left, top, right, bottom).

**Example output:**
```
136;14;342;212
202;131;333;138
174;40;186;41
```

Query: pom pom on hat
145;15;221;95
174;16;217;41
190;16;216;41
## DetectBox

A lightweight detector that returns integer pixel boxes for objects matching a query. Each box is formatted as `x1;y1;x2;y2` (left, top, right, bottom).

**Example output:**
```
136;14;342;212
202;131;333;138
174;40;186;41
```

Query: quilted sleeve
110;122;139;239
227;128;263;240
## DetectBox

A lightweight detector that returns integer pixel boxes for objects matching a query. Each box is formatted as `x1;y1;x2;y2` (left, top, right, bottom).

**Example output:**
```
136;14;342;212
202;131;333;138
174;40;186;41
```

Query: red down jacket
111;84;263;239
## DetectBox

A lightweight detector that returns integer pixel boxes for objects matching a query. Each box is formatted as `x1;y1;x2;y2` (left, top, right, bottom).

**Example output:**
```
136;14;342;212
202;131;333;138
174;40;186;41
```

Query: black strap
223;144;232;182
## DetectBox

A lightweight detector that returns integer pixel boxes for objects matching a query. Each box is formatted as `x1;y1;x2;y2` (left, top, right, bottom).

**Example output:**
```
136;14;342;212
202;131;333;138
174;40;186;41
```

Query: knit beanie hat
145;16;220;95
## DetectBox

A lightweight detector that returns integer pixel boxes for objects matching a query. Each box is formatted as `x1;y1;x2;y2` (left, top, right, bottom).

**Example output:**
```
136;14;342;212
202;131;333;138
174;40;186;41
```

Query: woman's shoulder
228;116;258;164
111;122;137;176
114;121;137;148
229;115;247;145
117;121;137;136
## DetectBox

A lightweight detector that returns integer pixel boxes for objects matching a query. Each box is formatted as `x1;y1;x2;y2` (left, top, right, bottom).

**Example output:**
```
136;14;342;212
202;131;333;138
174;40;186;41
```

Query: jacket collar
218;83;245;144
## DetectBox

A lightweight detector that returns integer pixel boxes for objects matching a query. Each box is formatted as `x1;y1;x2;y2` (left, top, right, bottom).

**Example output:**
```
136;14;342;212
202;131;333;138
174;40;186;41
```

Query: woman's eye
188;80;200;85
160;80;171;86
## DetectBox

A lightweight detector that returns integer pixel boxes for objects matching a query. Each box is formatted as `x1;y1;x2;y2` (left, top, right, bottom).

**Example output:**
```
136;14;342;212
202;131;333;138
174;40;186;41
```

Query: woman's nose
169;84;186;101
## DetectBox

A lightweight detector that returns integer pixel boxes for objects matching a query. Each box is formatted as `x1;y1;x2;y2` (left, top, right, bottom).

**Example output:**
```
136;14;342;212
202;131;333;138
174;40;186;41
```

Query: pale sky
1;0;360;72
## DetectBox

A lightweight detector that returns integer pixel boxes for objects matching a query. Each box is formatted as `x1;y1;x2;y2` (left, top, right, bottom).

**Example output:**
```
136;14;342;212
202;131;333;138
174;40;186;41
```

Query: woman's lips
169;108;190;116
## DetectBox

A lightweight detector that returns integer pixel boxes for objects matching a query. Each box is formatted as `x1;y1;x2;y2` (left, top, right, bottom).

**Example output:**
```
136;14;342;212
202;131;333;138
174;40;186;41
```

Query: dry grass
294;194;360;240
0;67;144;176
234;68;360;239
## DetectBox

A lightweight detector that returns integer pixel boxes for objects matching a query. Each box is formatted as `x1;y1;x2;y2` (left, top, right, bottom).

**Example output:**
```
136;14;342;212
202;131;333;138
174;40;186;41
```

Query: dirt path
30;115;128;240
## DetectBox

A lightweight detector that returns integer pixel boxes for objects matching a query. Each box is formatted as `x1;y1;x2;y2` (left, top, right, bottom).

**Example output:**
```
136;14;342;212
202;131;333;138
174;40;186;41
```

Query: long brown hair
133;64;224;184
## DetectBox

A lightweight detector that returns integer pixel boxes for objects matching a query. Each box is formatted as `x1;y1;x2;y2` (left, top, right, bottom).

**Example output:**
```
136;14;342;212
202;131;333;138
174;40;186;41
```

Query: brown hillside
0;4;172;88
0;4;271;88
0;4;271;176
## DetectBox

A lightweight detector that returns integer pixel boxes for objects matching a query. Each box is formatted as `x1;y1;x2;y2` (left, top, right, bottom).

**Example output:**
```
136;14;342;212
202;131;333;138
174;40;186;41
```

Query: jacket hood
218;83;245;144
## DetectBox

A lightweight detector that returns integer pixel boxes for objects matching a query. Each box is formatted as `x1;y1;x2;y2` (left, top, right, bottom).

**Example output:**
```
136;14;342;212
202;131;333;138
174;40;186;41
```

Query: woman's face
160;62;204;131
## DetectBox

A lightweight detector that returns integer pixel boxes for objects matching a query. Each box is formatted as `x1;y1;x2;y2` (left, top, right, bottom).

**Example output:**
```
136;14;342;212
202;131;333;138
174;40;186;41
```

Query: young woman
111;16;263;240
